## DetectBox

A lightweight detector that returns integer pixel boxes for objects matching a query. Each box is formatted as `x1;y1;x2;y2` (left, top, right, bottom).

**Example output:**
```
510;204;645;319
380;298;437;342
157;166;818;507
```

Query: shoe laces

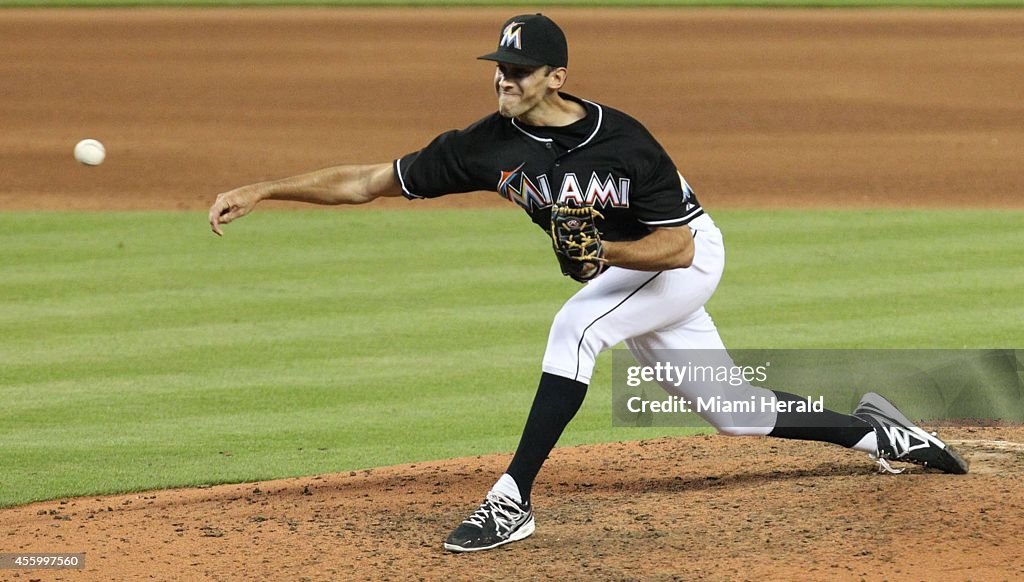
464;491;527;535
869;453;905;474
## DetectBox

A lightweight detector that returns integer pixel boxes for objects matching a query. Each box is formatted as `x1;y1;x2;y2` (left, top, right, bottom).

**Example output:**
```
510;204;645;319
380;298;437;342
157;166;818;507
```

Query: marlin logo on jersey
680;173;697;212
498;165;631;211
500;22;524;50
498;162;552;211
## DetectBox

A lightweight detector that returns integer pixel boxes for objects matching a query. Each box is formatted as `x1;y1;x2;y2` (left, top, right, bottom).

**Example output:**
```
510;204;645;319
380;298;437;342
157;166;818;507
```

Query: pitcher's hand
209;185;264;236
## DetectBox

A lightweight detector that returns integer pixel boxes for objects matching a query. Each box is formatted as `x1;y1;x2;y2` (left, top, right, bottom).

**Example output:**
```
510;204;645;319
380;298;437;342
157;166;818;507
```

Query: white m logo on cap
500;22;523;50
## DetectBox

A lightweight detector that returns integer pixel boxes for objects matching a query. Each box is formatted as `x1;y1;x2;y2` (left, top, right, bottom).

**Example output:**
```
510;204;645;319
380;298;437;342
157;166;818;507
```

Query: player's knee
714;425;746;437
543;305;606;382
550;305;605;357
549;304;579;341
714;425;771;437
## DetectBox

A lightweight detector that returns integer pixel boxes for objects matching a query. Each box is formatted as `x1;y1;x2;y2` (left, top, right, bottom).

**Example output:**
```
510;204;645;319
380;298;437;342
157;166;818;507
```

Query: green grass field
2;0;1022;7
1;209;1020;507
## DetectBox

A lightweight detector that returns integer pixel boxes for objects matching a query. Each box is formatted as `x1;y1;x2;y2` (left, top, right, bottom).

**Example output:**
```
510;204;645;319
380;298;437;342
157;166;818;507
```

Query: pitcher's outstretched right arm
208;162;401;236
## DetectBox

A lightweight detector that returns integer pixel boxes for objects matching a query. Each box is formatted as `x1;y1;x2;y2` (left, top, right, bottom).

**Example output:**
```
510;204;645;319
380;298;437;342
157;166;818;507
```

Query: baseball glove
550;204;606;283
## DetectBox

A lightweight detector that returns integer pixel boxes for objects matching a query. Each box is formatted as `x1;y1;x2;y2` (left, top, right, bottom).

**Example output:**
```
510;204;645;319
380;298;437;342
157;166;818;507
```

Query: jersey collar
509;93;603;154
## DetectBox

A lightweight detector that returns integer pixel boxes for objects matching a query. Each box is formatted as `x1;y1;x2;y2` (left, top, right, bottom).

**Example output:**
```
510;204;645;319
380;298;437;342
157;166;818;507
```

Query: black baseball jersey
393;93;703;242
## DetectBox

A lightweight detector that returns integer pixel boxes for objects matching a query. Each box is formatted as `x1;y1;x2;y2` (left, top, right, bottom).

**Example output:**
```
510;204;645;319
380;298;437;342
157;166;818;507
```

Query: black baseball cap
478;14;568;69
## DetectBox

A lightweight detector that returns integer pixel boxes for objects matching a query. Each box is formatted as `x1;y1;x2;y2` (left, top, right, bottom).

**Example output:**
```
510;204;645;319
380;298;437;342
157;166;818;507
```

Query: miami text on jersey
498;164;631;211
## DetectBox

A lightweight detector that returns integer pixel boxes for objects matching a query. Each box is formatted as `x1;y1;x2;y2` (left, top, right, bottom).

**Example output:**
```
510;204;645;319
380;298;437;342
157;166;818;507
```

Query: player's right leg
626;322;968;474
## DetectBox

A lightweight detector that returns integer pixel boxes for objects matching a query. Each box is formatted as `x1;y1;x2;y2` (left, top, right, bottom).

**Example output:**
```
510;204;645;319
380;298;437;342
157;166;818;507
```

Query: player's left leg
445;225;730;552
444;268;688;552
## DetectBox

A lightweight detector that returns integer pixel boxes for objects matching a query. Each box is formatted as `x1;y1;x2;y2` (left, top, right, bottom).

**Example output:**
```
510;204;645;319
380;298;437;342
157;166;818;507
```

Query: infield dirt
1;8;1022;581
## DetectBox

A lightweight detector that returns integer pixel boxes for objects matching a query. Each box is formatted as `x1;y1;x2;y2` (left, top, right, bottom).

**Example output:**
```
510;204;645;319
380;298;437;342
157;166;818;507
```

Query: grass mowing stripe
2;0;1022;6
0;210;561;504
1;209;1021;507
712;208;1024;347
1;304;548;366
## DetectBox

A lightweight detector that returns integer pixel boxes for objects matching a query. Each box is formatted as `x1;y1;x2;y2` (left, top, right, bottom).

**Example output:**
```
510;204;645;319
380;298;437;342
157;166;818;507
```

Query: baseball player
209;14;968;553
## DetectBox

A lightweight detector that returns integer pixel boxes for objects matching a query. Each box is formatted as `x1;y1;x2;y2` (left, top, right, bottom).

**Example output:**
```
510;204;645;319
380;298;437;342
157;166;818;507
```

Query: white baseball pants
541;213;777;436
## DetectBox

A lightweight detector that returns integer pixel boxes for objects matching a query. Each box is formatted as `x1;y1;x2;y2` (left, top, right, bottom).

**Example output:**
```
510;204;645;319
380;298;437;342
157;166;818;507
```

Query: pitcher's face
493;63;554;119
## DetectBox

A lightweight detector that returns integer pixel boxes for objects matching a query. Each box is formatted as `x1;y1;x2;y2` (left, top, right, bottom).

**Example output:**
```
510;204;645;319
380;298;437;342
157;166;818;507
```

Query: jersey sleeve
628;134;704;227
393;121;494;199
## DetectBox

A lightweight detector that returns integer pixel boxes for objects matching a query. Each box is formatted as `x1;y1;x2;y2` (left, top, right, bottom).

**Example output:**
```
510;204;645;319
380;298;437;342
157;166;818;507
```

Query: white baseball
74;139;106;166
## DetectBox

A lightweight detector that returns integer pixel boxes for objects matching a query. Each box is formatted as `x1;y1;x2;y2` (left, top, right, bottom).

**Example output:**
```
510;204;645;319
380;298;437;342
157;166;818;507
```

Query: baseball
74;139;106;166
